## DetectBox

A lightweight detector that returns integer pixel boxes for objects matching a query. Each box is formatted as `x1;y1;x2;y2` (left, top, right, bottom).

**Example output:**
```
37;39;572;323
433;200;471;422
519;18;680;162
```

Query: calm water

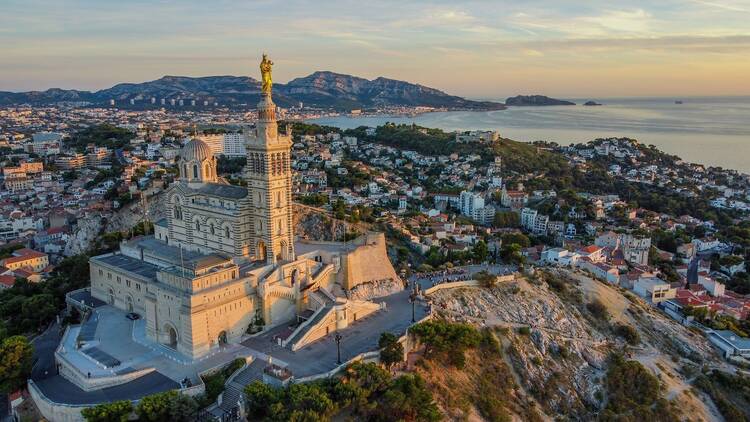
308;96;750;173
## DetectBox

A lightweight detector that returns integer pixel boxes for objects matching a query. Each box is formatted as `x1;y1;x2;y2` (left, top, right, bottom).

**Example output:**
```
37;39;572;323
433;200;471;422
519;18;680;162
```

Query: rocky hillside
422;269;728;421
0;73;505;111
283;71;504;110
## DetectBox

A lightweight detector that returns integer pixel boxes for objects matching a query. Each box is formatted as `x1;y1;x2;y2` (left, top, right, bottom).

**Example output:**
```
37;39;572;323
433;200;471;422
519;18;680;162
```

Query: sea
307;96;750;174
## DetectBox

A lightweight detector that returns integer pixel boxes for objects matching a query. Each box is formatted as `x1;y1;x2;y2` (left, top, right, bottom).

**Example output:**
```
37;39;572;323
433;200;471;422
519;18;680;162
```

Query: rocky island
584;100;603;106
505;94;576;106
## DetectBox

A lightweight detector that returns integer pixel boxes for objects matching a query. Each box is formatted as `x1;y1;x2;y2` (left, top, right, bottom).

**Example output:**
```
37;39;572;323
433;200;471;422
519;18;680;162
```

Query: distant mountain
282;71;504;110
0;73;505;111
505;95;575;106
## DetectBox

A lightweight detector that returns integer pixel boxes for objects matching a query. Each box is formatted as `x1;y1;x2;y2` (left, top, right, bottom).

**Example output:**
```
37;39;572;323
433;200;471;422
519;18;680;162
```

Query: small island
505;95;575;106
584;100;602;106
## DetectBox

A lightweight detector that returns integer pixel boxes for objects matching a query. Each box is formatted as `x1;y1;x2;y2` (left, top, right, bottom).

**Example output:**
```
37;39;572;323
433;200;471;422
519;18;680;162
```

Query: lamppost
409;292;417;323
335;333;343;364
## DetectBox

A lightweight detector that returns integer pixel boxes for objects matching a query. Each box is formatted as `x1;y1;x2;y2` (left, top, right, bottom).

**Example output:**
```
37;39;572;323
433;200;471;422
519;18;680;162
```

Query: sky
1;0;750;99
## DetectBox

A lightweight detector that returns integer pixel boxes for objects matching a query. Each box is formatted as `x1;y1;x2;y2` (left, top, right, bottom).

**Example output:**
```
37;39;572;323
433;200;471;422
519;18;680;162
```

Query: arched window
276;191;282;208
182;164;187;178
277;220;283;234
174;206;182;220
195;221;201;231
224;227;230;238
193;164;199;179
210;224;215;235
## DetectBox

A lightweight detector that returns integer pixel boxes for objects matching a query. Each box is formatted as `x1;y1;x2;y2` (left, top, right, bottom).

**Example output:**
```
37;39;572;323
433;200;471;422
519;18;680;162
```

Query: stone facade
88;60;400;360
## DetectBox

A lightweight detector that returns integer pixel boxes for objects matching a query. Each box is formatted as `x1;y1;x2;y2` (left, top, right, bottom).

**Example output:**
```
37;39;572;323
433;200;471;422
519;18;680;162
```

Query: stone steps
286;305;333;349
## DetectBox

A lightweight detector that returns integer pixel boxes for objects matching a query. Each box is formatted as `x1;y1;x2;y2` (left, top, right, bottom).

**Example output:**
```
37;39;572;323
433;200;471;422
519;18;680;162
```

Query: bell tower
245;54;295;264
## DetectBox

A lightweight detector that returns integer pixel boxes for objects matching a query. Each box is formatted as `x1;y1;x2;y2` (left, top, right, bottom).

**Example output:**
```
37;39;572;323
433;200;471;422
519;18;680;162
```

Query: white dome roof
181;138;213;162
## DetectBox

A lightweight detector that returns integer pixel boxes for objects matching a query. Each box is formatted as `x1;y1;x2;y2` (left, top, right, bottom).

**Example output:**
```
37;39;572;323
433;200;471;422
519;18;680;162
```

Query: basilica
89;57;400;359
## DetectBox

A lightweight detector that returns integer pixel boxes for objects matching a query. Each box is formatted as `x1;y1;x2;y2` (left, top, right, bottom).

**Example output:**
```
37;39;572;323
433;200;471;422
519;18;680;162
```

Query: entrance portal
164;324;178;349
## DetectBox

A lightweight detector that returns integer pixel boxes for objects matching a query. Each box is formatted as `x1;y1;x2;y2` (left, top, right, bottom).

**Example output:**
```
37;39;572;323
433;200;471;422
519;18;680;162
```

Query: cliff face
425;269;724;421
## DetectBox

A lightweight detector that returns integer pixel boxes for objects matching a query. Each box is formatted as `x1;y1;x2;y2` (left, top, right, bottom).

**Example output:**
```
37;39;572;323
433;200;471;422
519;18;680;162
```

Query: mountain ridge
0;72;505;111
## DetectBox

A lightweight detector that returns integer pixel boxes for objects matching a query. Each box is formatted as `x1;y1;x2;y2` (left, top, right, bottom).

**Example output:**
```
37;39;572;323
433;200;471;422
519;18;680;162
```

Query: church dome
181;138;213;162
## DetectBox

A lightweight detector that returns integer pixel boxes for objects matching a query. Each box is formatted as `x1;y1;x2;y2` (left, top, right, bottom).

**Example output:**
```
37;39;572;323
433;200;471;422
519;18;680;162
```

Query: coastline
306;100;750;174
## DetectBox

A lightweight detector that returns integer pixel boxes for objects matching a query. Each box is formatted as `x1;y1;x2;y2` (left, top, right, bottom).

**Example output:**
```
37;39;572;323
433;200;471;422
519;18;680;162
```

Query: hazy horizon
2;0;750;98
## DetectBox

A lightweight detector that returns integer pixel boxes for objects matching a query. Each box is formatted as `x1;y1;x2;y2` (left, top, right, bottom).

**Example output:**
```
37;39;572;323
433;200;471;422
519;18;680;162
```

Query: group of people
413;267;476;287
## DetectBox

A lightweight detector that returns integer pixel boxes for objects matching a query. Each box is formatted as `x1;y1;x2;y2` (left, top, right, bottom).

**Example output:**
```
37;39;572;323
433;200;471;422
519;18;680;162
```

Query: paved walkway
31;286;430;406
242;289;428;377
410;264;515;291
33;372;179;405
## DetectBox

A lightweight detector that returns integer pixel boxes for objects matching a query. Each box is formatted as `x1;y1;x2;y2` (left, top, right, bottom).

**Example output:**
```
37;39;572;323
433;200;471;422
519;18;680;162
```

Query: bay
308;96;750;173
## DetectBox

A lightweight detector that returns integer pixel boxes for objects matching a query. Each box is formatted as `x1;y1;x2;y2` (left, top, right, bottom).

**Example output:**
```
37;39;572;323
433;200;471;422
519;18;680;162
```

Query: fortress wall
342;233;399;291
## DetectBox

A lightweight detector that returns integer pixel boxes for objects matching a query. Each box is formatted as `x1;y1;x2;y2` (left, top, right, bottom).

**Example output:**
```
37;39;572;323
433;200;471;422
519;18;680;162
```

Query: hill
0;73;505;111
506;95;575;106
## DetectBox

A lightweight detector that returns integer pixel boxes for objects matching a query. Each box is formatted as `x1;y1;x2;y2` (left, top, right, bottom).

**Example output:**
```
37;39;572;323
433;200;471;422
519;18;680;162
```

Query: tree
500;233;530;248
169;394;198;422
0;336;33;393
474;270;498;288
378;374;441;422
410;320;481;367
587;299;610;321
614;323;640;345
136;390;198;422
379;332;404;369
493;211;520;228
81;400;133;422
21;294;58;331
500;243;525;266
472;240;489;263
245;381;283;419
604;355;662;416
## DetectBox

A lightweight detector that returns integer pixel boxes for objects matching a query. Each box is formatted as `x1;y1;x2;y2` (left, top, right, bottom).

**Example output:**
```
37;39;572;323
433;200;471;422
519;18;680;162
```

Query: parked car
126;312;140;321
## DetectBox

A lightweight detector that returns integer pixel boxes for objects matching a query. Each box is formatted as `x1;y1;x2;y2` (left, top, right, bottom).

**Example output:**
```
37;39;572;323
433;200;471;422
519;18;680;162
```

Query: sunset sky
2;0;749;98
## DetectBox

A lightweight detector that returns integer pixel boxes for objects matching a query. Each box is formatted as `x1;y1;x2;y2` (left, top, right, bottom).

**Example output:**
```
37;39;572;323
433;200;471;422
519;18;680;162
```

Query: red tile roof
0;275;15;288
580;245;602;254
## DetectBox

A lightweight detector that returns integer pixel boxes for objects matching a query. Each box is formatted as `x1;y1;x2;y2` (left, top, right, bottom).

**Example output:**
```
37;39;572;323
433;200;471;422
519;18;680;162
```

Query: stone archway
163;323;178;349
257;241;267;262
290;268;299;285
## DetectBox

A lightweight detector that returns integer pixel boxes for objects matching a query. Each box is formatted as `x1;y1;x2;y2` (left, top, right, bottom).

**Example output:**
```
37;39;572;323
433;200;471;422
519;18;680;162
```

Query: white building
633;277;676;303
223;132;245;156
520;208;549;236
455;130;499;143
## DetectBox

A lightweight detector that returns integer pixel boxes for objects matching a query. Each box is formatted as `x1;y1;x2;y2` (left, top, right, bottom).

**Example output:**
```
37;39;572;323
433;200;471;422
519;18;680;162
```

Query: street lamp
334;333;343;364
409;292;417;323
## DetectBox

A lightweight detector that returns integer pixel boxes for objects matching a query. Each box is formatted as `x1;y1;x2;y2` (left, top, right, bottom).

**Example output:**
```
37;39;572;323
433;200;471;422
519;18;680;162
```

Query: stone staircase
282;288;337;350
217;360;266;414
285;305;333;349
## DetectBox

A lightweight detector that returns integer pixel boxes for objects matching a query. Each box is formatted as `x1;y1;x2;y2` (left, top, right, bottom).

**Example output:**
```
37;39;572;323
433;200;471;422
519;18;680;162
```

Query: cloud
522;49;544;57
690;0;749;12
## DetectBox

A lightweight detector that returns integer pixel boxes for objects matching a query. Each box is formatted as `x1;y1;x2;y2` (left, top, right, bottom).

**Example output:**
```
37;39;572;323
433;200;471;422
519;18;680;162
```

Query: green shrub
586;299;610;320
613;323;640;345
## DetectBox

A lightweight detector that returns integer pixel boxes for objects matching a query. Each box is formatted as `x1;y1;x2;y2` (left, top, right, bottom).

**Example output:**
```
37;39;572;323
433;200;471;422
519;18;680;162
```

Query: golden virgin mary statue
260;54;274;95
